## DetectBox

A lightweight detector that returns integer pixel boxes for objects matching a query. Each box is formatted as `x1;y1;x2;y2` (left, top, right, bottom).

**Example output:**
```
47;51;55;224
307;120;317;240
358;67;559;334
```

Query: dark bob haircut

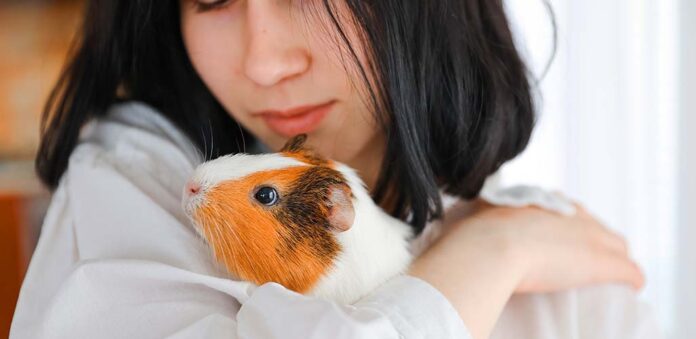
37;0;537;235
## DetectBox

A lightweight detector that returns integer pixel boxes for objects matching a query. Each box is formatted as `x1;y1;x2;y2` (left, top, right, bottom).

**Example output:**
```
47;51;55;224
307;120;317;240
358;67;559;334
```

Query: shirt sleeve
574;285;663;339
492;284;663;339
10;112;470;339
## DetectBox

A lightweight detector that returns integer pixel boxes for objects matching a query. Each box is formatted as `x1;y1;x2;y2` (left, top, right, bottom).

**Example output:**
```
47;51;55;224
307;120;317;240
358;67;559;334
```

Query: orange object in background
0;196;28;339
0;161;48;338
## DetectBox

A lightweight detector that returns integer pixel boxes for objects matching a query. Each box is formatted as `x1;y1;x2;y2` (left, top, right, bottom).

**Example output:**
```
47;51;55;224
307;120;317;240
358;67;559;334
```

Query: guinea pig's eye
254;186;279;206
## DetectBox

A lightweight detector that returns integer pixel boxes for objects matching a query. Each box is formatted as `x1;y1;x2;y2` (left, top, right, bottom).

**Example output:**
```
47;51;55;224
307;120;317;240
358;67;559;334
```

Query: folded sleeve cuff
237;275;470;339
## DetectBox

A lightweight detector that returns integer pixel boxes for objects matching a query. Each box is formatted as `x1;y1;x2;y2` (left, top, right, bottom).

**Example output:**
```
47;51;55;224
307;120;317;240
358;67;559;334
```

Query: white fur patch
190;153;307;190
309;162;414;304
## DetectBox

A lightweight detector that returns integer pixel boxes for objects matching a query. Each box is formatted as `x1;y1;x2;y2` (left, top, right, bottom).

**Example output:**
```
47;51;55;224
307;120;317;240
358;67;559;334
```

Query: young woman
12;1;659;338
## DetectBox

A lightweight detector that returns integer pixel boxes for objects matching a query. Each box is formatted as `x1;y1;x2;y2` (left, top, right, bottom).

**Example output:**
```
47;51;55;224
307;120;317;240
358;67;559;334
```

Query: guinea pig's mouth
182;185;207;225
182;199;209;242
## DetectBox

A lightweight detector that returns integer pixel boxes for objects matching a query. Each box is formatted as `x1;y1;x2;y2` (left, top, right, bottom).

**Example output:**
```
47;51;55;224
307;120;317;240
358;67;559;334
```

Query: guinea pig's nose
185;181;201;196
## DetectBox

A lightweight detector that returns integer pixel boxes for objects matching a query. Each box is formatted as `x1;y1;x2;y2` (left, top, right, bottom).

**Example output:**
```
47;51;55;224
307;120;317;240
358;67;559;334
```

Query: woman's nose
243;1;311;87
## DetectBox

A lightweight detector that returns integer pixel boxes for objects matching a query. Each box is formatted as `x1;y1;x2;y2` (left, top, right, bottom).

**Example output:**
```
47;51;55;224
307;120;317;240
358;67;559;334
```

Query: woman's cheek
181;12;248;111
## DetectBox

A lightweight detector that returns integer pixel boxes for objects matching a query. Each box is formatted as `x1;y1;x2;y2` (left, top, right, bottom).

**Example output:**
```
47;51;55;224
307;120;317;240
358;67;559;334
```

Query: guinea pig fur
182;135;414;304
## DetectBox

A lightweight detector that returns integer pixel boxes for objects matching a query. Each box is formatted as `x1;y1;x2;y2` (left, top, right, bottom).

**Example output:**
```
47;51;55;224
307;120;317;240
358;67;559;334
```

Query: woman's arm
410;201;645;339
15;258;468;339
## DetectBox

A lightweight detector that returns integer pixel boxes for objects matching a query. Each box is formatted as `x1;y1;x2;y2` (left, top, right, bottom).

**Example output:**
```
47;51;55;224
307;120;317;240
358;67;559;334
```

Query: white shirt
11;102;661;339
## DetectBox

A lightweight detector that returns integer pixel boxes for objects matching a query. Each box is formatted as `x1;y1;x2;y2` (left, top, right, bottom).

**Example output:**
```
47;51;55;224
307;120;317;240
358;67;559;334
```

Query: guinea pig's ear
281;134;308;152
327;184;355;233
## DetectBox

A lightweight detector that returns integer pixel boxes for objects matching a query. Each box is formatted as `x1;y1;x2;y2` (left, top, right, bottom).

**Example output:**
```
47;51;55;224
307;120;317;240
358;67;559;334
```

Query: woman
11;1;658;338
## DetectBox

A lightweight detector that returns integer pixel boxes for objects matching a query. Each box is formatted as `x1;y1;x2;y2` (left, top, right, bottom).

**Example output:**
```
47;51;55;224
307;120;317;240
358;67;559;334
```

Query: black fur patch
272;166;352;262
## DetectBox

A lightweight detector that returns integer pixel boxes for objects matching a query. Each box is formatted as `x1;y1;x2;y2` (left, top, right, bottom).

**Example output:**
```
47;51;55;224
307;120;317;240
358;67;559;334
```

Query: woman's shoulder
66;101;203;202
56;101;207;256
51;100;219;268
74;100;202;173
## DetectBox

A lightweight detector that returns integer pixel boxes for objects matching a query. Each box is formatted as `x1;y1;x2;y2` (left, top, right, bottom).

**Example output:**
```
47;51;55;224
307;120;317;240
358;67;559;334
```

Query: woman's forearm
408;222;521;339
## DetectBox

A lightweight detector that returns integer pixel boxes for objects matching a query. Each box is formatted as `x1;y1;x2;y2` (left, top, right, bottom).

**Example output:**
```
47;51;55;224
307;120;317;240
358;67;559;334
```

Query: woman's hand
408;199;644;339
468;200;644;293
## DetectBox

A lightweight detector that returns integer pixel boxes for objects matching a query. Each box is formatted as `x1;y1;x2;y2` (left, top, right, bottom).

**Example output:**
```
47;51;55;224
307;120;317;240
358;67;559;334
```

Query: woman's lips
259;101;335;137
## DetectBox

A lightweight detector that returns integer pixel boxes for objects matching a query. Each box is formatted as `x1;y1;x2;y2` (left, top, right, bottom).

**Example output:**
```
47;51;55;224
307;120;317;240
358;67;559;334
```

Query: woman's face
180;0;384;175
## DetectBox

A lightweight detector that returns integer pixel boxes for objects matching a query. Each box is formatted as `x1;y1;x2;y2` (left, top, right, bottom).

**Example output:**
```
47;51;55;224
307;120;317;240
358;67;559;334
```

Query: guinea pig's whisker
193;141;205;164
221;221;243;260
205;211;237;274
227;208;264;275
200;127;208;161
211;206;249;275
198;214;218;250
235;120;247;153
208;118;215;159
220;223;238;263
222;212;252;262
213;225;237;274
191;127;205;164
207;209;233;266
214;226;233;270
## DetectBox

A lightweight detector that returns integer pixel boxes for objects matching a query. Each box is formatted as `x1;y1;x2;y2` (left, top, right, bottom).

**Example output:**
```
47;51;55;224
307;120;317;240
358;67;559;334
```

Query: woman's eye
194;0;232;12
254;187;279;206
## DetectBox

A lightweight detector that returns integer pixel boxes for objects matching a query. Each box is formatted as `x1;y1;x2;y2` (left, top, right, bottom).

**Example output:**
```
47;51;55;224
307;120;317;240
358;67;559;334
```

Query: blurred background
0;0;693;338
0;0;83;337
504;0;694;338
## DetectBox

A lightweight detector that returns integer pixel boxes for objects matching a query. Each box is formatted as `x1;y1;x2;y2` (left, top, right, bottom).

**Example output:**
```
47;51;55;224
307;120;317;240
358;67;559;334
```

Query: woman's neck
342;134;391;210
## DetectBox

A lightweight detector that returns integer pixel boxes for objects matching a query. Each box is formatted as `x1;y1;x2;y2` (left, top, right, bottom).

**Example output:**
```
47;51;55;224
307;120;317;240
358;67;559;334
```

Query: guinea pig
182;135;414;304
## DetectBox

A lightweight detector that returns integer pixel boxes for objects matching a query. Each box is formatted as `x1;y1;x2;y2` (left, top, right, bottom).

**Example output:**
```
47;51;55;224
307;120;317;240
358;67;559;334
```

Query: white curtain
503;0;688;337
675;1;696;338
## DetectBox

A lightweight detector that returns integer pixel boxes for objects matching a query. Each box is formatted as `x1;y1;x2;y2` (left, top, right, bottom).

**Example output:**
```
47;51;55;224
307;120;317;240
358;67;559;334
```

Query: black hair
38;0;539;235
